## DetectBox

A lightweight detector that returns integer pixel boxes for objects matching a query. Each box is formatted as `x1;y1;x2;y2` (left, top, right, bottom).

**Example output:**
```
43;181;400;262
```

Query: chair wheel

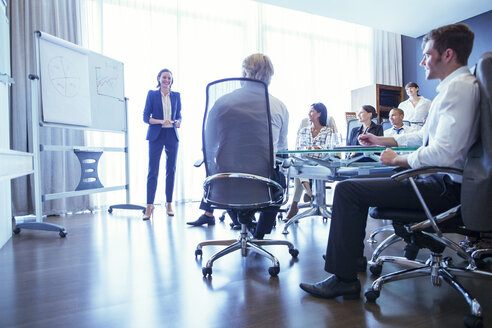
108;207;113;213
443;256;453;265
202;267;212;277
364;289;380;302
289;249;299;258
464;314;483;328
475;259;486;270
268;266;280;277
195;249;202;257
59;231;67;238
13;227;20;235
369;264;382;276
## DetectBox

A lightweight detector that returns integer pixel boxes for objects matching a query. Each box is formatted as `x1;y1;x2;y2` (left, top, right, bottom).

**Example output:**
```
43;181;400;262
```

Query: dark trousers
324;174;461;280
243;168;286;238
199;199;213;213
146;128;179;204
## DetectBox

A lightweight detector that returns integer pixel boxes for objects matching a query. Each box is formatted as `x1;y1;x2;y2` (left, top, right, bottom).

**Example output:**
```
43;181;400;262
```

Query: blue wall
402;10;492;100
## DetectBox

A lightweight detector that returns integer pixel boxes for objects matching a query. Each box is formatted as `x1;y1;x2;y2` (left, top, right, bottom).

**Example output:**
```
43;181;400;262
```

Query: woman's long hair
311;102;328;126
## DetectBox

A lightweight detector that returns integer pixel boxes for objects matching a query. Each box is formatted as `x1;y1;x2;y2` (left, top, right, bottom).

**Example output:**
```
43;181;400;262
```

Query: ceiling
254;0;492;38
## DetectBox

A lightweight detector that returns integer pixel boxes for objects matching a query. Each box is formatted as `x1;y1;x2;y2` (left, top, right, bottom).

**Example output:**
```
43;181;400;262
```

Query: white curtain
372;29;403;86
9;0;90;216
78;0;400;207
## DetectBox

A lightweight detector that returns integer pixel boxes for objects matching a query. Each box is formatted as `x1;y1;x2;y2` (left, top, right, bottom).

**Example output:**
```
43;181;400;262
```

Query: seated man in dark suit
300;23;479;299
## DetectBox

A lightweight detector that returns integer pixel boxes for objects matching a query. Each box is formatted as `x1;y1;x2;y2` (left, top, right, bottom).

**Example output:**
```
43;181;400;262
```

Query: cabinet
0;0;34;249
351;84;404;122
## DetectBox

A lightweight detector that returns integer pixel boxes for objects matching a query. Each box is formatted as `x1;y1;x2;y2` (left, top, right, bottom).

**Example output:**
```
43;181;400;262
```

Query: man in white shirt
383;108;411;137
300;23;479;300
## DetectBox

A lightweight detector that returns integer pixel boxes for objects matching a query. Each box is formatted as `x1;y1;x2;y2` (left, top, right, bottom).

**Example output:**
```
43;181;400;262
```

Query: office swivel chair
364;53;492;328
381;120;410;132
194;78;299;277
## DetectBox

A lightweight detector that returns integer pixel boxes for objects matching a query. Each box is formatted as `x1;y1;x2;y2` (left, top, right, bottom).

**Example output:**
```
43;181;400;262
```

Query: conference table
277;146;417;234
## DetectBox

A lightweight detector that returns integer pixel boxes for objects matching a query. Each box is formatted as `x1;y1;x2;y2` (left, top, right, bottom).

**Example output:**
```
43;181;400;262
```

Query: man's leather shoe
299;275;360;299
187;214;215;226
322;255;367;273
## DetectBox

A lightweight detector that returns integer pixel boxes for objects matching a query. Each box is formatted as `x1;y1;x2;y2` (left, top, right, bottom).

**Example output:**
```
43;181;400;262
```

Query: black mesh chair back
196;77;298;277
202;77;281;210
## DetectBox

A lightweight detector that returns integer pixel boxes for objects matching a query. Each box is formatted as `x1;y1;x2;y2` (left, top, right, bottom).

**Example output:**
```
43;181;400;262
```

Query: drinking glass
330;133;342;149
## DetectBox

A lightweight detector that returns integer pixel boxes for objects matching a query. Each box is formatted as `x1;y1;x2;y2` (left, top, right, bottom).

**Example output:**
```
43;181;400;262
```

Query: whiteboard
36;31;126;132
39;36;91;126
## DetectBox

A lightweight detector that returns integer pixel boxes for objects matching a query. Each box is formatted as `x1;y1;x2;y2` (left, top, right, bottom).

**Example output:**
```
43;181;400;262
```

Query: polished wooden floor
1;202;492;328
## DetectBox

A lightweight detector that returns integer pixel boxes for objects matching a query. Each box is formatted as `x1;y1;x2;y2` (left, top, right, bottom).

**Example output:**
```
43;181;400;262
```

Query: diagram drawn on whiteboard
96;61;124;101
48;56;80;97
39;37;91;127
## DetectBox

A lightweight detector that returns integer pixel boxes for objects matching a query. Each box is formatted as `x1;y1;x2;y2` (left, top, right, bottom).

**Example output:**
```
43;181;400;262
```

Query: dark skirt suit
143;89;182;204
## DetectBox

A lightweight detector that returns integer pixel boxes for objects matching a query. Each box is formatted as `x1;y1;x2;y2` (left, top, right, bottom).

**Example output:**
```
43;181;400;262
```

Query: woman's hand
174;121;181;128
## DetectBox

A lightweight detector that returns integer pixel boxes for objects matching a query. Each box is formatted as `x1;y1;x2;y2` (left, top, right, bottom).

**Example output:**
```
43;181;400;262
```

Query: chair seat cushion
369;207;426;223
369;207;467;233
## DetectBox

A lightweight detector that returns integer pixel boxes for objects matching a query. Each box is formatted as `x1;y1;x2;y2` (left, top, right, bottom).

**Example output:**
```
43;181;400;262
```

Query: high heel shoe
303;193;314;203
143;205;154;220
282;202;299;222
166;203;174;216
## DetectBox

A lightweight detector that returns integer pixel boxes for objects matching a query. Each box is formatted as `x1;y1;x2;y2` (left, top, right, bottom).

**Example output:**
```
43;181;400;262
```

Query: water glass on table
329;132;343;149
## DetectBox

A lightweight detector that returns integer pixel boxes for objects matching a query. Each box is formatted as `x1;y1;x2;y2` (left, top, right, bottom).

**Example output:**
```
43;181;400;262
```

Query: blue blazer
143;89;182;141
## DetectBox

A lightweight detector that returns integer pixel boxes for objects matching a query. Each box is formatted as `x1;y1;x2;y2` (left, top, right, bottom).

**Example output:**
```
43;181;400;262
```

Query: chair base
366;223;394;243
282;179;331;235
281;204;331;235
365;252;492;327
368;233;403;273
195;224;299;277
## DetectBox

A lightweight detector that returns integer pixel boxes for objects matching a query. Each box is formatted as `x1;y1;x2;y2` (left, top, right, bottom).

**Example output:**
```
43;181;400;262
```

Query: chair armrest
390;166;463;182
280;158;292;169
194;158;204;167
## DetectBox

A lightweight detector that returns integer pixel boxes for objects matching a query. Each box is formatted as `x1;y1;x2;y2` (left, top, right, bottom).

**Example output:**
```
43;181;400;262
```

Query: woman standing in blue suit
142;68;181;220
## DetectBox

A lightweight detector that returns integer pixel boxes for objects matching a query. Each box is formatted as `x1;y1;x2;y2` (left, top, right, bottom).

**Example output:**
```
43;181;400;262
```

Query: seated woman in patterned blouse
284;102;333;221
